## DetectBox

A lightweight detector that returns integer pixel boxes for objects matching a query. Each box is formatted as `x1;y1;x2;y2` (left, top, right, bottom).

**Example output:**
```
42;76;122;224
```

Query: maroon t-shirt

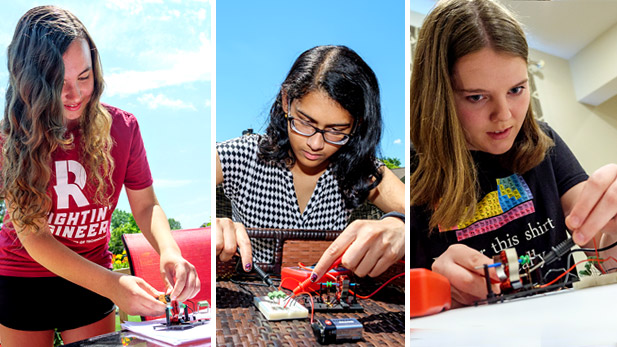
0;104;153;277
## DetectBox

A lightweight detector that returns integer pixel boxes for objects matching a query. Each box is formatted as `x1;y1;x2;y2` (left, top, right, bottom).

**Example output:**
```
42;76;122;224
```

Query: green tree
0;200;5;228
109;209;140;255
168;218;182;230
380;157;401;169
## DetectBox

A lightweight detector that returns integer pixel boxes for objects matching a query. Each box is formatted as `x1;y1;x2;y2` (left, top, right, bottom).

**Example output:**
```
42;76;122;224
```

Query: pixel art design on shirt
438;174;535;241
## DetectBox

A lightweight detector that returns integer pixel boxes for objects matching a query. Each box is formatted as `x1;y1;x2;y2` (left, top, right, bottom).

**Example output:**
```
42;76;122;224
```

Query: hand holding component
292;255;343;295
216;217;253;272
432;244;501;306
111;274;167;316
312;217;404;280
565;164;617;246
160;250;201;302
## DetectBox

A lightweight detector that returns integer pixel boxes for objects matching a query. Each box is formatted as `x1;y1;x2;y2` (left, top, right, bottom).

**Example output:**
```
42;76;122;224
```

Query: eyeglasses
286;115;352;145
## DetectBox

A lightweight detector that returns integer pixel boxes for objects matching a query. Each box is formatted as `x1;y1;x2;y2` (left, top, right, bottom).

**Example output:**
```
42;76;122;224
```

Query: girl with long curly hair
0;6;199;345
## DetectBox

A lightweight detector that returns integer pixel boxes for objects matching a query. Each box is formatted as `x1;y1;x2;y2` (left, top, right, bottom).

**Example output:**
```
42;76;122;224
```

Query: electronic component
410;268;451;317
312;318;363;344
281;264;350;293
254;294;309;321
153;295;207;330
290;256;345;295
311;275;363;312
478;238;581;304
198;300;210;313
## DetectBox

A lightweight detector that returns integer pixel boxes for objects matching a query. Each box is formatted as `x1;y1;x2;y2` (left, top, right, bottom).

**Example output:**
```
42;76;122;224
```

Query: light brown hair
2;6;114;229
410;0;553;229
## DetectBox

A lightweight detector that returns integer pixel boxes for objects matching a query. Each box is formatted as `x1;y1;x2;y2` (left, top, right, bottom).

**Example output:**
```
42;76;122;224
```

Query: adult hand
431;244;500;306
216;217;253;272
565;164;617;246
160;251;200;302
311;217;404;281
111;274;167;316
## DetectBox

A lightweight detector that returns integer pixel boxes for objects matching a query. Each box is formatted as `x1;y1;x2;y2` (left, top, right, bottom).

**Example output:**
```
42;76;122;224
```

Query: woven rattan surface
216;278;405;346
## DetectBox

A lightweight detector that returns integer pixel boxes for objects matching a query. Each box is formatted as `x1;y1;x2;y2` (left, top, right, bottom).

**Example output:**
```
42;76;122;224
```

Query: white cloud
393;138;402;145
154;178;193;188
138;93;196;111
104;0;160;15
196;8;207;22
104;32;212;96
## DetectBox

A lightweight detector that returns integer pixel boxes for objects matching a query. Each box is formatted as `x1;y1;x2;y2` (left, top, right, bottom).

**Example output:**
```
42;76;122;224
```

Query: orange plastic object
281;265;351;293
410;268;451;318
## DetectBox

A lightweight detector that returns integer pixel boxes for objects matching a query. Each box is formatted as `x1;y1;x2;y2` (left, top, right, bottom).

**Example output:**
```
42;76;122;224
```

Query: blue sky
216;1;406;163
0;0;212;229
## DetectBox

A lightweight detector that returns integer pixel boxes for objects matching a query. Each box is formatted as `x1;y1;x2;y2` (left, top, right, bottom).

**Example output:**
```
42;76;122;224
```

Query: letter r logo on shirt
53;160;90;209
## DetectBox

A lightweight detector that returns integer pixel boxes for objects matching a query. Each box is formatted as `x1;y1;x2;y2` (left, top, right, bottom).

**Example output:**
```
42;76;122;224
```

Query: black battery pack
311;318;363;344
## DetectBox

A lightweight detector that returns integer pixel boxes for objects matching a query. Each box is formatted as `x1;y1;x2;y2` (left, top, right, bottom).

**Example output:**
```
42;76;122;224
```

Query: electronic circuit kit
152;295;209;331
229;247;404;344
411;236;617;318
474;237;617;305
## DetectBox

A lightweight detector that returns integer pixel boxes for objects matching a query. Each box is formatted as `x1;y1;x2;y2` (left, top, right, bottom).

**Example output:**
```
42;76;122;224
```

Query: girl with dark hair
0;6;199;345
410;0;617;306
216;45;405;280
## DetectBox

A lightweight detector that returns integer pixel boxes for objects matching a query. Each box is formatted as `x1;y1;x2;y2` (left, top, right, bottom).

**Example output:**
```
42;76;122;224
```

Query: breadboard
573;272;617;290
254;296;309;321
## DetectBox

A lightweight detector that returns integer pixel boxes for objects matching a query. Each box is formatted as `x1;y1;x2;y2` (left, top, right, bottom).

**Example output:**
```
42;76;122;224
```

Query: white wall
570;22;617;106
530;48;617;173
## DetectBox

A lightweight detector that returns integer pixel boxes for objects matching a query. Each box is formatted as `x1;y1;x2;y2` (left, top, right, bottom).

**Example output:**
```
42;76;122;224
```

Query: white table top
410;283;617;346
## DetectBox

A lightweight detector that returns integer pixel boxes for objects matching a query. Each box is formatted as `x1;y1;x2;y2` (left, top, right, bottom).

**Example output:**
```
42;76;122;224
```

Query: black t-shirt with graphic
411;124;588;281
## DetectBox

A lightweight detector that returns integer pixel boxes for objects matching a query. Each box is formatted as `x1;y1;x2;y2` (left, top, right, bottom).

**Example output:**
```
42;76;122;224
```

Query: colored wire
296;262;337;282
279;276;304;292
540;256;617;288
284;291;315;324
570;238;617;253
349;272;404;299
298;262;313;272
594;237;607;274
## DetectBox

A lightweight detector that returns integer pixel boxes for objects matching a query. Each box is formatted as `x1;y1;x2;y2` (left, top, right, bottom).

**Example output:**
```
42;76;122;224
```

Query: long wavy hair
258;45;383;209
2;6;114;229
410;0;553;229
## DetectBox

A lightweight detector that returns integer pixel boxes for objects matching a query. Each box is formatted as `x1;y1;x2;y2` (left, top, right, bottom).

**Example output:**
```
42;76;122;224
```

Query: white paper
121;311;211;346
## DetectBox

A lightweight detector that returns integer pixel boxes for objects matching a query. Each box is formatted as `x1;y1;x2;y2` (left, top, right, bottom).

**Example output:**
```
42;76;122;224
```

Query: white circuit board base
254;295;309;321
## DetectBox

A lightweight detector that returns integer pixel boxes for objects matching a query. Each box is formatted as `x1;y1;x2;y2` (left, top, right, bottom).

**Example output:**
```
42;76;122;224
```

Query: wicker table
216;278;405;346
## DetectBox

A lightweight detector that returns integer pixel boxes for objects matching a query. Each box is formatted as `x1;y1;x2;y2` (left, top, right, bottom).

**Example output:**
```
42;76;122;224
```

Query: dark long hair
2;6;114;229
258;45;383;209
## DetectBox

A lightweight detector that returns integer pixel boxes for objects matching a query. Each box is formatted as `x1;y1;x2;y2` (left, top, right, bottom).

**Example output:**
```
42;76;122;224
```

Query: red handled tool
292;255;344;295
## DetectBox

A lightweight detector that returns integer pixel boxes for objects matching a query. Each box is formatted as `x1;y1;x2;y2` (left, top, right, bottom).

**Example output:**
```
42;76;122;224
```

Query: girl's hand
566;164;617;245
160;251;200;302
311;217;405;280
216;217;253;272
111;274;167;316
431;244;500;306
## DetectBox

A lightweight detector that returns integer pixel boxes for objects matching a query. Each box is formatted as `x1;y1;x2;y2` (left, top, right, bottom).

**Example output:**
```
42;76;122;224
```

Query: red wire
296;262;338;284
349;272;405;299
593;238;607;274
540;257;611;288
284;291;315;324
279;277;303;291
298;262;313;272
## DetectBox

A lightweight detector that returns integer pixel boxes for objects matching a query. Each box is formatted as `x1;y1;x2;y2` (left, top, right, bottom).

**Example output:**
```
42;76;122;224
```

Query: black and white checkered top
217;134;352;263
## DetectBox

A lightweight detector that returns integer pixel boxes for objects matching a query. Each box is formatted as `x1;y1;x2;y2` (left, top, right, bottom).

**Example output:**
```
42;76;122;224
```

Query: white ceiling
410;0;617;60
